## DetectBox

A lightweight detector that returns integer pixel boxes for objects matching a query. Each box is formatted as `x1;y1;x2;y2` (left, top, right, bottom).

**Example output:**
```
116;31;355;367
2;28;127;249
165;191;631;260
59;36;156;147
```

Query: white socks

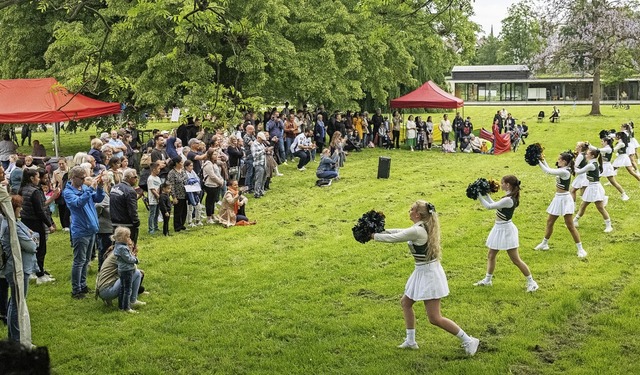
456;329;472;343
525;275;534;283
576;242;584;251
406;329;416;343
484;273;493;282
541;238;549;245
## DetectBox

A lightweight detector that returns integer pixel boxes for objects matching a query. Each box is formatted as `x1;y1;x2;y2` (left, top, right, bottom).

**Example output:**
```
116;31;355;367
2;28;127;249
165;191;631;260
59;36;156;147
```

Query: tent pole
54;122;60;158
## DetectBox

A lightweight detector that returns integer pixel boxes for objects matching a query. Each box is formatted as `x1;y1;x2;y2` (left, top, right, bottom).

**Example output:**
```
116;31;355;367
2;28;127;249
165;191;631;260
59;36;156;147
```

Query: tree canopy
0;0;478;126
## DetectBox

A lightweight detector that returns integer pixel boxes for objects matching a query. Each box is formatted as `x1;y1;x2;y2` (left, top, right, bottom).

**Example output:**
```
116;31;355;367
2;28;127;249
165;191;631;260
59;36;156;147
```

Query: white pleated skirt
404;261;450;301
629;137;639;149
581;182;606;202
486;220;519;250
601;161;616;177
571;173;589;188
612;154;632;168
547;192;575;216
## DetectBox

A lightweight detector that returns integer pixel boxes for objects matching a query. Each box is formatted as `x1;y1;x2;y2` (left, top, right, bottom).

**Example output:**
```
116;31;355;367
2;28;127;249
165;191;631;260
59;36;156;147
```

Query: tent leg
54;122;60;158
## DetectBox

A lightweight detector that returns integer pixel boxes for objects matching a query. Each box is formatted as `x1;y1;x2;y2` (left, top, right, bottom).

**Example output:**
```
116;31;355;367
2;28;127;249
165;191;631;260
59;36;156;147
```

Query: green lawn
14;105;640;374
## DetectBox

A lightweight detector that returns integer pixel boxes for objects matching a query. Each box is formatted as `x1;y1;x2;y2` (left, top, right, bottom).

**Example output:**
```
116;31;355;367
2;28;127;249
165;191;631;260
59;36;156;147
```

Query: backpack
140;152;151;168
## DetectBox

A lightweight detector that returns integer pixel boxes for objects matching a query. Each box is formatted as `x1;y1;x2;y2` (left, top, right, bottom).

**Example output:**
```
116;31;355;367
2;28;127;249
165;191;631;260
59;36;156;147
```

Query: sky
470;0;518;36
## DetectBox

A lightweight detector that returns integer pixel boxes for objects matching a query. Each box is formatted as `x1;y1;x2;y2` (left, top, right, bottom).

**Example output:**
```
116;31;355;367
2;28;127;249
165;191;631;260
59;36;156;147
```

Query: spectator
63;165;105;299
23;156;38;171
216;180;256;227
147;162;162;235
202;149;225;222
184;160;202;227
108;130;127;158
266;111;286;164
167;156;188;232
52;157;70;231
550;106;560;123
88;138;104;166
425;116;434;150
9;159;24;194
106;156;123;185
291;129;314;171
96;236;146;310
251;132;268;199
406;115;417;152
284;113;299;162
242;125;256;190
5;154;18;176
110;169;140;245
314;115;326;155
439;114;452;146
226;136;243;182
316;148;339;180
1;194;38;343
150;134;170;180
95;174;112;270
470;134;483;153
112;226;139;313
0;134;17;170
452;112;464;150
20;169;56;285
158;183;172;236
20;125;31;146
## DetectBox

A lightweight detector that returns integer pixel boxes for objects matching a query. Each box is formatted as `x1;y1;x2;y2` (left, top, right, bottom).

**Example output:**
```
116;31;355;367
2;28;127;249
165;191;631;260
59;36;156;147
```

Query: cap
257;132;267;141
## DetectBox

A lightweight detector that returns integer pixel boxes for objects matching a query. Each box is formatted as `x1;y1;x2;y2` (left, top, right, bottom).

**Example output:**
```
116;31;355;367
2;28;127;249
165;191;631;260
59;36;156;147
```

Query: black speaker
377;156;391;179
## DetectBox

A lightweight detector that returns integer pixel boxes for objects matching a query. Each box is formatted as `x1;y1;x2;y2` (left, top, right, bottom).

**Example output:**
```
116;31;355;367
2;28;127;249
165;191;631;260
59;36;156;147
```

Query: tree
474;26;502;65
537;0;640;115
498;1;542;66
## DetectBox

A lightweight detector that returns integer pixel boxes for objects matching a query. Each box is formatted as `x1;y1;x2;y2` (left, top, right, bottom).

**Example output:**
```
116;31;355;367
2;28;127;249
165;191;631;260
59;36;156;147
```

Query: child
372;201;479;355
442;140;455;153
112;226;139;313
474;175;539;292
147;162;162;234
158;183;173;236
184;160;203;227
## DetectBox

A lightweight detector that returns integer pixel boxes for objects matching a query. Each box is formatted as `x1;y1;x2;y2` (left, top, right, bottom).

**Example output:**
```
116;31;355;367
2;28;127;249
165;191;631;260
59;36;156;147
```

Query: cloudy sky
470;0;518;36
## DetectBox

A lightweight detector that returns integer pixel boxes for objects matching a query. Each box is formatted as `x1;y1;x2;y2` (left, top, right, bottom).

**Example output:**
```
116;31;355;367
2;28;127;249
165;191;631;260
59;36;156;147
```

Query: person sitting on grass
96;243;146;309
215;180;256;228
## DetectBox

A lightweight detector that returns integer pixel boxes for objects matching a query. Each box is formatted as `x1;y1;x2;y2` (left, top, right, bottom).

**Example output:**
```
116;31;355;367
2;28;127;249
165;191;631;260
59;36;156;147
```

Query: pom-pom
352;210;386;244
488;179;500;193
466;178;493;200
524;143;544;166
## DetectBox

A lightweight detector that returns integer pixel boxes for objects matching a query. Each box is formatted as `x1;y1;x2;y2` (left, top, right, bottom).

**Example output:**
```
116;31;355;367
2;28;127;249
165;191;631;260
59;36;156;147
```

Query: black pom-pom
524;143;544;166
352;210;386;244
466;178;493;200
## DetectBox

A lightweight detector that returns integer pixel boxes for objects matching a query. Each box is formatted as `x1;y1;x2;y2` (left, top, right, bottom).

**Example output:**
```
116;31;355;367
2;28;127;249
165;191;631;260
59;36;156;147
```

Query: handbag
140;152;151;168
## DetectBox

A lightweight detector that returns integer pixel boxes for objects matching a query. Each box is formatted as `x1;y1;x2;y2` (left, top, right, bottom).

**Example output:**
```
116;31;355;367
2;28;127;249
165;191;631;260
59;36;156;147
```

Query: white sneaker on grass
36;275;55;285
131;300;147;307
397;340;419;349
604;226;613;233
473;279;492;287
577;249;588;258
124;309;139;314
462;337;480;356
534;242;550;251
526;281;539;293
621;192;630;201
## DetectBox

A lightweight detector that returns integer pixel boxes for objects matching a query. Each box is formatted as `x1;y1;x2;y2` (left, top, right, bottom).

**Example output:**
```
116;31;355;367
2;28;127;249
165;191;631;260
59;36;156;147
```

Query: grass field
13;105;640;374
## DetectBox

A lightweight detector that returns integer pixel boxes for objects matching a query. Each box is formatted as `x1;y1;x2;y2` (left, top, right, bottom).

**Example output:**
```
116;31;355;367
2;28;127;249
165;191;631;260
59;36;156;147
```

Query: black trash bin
377;156;391;179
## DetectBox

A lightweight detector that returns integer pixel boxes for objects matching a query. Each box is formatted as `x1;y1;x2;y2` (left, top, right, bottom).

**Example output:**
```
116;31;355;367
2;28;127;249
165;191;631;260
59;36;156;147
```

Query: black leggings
173;199;187;231
203;185;221;216
393;130;400;149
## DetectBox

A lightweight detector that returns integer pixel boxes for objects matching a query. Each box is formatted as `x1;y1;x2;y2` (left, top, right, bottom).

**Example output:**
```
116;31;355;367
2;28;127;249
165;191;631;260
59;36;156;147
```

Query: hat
256;132;267;141
161;130;170;135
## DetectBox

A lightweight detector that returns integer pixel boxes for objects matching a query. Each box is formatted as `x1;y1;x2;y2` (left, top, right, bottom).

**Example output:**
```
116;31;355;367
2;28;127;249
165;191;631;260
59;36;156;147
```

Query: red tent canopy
390;81;463;109
0;78;121;123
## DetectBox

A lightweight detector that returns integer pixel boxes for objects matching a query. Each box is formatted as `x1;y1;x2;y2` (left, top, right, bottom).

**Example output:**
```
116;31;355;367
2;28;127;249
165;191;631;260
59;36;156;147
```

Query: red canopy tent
0;77;121;123
390;80;464;109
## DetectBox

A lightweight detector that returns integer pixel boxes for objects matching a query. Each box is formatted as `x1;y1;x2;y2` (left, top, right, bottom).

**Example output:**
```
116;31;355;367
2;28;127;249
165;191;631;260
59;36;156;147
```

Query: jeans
96;233;113;271
186;203;202;225
22;219;46;277
285;137;295;161
6;273;30;342
71;234;95;294
317;170;338;179
253;165;265;196
99;269;142;303
244;157;254;189
294;150;310;169
276;139;286;164
148;204;159;232
118;269;134;310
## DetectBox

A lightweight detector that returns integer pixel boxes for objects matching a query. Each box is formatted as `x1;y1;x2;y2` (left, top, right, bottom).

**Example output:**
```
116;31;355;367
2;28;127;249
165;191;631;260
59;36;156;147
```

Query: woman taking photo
473;175;539;292
20;169;56;285
372;200;479;355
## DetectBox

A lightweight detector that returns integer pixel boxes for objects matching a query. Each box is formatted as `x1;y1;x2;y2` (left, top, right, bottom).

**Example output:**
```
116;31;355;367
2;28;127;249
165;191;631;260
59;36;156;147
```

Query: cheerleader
591;135;629;201
573;149;613;232
373;201;480;355
536;153;587;258
622;123;638;170
569;142;590;202
473;175;539;292
611;132;640;182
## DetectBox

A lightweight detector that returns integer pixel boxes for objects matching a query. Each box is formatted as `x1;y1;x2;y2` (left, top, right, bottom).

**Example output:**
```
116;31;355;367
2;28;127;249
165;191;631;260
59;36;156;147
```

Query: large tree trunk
590;59;602;115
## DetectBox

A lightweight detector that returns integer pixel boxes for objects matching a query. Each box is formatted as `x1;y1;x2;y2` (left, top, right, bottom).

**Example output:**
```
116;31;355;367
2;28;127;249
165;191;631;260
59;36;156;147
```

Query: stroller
537;111;545;122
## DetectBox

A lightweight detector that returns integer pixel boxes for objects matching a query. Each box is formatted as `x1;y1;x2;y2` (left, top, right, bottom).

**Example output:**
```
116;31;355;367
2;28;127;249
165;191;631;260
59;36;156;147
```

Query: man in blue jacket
63;166;105;299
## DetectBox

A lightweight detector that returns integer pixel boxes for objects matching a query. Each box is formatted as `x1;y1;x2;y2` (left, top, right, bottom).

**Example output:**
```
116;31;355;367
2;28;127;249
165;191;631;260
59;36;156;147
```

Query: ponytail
502;175;520;207
589;149;603;173
560;152;575;176
413;201;441;260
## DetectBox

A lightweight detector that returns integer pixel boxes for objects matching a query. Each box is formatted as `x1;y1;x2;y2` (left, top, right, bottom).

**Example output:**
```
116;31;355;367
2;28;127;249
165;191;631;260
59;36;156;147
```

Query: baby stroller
537;111;545;122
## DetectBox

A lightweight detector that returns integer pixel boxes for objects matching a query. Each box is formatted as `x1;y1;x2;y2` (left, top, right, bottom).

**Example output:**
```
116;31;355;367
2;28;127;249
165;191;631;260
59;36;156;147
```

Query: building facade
446;65;640;104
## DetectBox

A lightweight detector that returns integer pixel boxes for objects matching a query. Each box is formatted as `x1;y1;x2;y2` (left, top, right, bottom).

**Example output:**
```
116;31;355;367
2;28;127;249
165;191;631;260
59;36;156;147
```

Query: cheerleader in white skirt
473;175;539;292
570;142;590;202
574;149;613;232
591;136;630;201
536;153;587;258
612;132;640;182
622;123;639;170
373;201;480;355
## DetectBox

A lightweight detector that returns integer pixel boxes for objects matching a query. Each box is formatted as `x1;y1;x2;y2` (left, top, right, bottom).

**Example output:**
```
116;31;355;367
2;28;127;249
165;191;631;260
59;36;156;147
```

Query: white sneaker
526;281;539;292
573;219;579;228
577;249;588;258
189;223;197;228
124;309;139;314
29;274;38;280
276;173;284;177
397;340;419;349
298;167;306;171
197;222;204;226
207;219;215;224
621;193;630;201
63;227;70;232
462;337;480;356
473;279;492;287
131;300;147;307
604;226;613;233
36;275;55;285
534;242;550;251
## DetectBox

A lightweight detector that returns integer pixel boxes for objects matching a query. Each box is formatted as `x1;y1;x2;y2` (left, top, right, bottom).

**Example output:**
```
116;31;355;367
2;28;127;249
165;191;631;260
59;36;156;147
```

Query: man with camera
266;111;286;164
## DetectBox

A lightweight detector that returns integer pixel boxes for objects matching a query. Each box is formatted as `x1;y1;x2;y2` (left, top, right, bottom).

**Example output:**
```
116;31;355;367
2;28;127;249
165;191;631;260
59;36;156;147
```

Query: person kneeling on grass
96;245;146;309
215;180;256;228
316;148;339;181
371;200;480;356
